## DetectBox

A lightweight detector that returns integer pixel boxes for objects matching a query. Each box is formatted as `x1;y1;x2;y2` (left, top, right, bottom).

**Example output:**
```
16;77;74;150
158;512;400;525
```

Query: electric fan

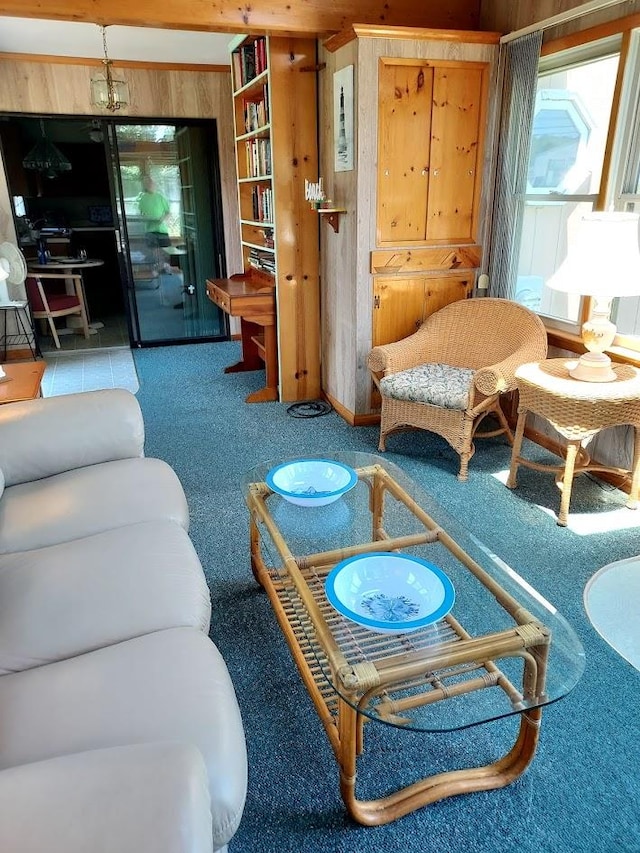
0;242;30;380
0;242;28;304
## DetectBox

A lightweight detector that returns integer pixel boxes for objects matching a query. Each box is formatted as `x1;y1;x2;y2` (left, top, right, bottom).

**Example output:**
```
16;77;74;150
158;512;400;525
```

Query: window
609;33;640;350
511;29;640;355
514;43;620;330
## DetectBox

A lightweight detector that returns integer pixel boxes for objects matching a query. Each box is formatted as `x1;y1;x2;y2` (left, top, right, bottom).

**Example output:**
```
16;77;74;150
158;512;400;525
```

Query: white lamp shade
546;212;640;298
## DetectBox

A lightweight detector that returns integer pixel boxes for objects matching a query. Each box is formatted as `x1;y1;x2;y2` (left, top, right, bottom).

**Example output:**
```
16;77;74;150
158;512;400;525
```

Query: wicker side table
507;358;640;526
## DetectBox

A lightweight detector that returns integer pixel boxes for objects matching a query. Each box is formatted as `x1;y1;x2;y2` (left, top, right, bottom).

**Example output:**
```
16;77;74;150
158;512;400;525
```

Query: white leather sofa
0;388;247;853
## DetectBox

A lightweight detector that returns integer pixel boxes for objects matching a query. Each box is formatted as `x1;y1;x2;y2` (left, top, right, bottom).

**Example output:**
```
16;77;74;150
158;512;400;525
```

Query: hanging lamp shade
22;121;72;178
90;25;129;112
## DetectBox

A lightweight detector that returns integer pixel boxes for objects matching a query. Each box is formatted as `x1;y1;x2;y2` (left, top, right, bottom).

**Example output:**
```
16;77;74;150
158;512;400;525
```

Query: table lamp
546;211;640;382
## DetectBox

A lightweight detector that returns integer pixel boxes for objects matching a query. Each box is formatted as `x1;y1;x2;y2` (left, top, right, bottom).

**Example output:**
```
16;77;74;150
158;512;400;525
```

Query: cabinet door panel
377;62;433;245
427;67;484;242
423;275;473;318
372;277;425;347
372;274;473;348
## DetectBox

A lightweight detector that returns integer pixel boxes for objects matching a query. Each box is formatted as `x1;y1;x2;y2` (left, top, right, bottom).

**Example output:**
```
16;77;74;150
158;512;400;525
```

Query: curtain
486;31;543;299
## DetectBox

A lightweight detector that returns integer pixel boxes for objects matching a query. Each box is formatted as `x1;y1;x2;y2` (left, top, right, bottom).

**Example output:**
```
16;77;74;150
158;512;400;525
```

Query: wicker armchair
368;297;548;480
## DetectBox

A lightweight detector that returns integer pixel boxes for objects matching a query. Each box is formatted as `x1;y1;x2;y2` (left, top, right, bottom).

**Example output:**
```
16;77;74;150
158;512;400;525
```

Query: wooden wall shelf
317;208;347;233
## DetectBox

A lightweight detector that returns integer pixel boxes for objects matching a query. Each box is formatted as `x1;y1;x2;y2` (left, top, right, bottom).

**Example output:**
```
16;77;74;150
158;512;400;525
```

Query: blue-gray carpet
133;342;640;853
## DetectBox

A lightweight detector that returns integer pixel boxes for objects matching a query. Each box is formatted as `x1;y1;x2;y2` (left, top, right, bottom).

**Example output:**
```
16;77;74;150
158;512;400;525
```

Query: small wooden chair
26;273;90;349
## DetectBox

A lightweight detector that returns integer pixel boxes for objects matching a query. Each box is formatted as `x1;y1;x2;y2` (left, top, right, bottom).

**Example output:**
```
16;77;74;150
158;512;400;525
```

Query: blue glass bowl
325;552;455;634
266;458;358;507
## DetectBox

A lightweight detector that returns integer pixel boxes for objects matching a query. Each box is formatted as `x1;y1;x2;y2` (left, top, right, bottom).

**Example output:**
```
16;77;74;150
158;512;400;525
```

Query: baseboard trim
322;391;380;426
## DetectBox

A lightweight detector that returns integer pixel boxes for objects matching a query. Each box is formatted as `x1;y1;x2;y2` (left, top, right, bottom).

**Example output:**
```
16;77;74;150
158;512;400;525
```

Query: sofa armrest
0;743;215;853
0;389;145;487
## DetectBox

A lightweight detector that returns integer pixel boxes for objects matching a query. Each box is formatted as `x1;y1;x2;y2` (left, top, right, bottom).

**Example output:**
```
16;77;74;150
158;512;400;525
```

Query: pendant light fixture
22;119;72;179
90;25;130;112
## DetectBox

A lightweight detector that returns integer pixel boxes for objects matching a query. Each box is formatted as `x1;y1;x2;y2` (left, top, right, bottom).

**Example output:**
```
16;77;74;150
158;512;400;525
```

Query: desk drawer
206;282;231;314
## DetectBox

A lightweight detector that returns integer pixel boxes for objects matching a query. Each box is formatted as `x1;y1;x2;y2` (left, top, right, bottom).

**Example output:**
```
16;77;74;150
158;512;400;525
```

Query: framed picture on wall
333;65;354;172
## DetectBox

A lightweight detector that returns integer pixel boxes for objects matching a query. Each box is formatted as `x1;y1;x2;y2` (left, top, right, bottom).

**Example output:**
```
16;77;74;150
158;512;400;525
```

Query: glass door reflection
109;121;227;345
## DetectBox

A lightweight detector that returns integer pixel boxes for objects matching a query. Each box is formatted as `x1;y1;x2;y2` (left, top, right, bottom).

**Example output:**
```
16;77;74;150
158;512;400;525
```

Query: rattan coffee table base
252;557;542;825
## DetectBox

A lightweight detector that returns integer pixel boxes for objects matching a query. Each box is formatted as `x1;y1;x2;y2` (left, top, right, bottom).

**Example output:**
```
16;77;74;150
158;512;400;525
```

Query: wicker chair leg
457;415;476;481
457;452;470;481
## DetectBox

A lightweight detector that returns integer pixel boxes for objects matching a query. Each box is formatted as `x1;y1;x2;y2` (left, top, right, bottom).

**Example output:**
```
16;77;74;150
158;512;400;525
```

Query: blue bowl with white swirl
266;459;358;507
325;553;455;634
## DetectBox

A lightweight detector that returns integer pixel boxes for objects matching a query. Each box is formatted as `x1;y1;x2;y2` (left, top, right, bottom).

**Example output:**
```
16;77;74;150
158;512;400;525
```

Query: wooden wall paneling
376;60;433;244
318;40;359;412
355;38;383;414
1;0;482;36
478;0;640;41
0;56;243;280
269;37;321;402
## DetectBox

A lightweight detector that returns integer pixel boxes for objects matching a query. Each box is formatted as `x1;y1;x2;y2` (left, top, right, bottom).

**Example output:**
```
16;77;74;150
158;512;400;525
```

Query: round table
506;358;640;526
27;258;105;333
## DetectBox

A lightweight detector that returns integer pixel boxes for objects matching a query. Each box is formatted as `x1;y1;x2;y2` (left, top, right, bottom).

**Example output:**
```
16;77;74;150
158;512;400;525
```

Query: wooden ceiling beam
0;1;480;36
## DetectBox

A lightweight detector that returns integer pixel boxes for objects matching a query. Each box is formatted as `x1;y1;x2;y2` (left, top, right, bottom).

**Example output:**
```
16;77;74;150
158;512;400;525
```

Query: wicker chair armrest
473;364;512;397
474;340;547;397
368;325;433;376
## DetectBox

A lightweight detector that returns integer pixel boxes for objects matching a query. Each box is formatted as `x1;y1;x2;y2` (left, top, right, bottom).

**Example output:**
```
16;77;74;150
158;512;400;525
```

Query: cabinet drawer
206;282;231;313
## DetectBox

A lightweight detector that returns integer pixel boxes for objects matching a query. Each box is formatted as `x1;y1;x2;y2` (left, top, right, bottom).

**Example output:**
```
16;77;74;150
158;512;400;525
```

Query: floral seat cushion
380;363;476;410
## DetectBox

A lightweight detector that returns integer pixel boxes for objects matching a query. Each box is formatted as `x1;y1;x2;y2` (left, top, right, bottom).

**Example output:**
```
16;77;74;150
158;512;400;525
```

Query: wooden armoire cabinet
319;25;499;422
376;59;488;246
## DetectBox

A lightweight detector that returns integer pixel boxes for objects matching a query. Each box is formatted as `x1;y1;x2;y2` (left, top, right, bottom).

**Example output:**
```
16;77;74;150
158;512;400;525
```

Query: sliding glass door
108;120;227;345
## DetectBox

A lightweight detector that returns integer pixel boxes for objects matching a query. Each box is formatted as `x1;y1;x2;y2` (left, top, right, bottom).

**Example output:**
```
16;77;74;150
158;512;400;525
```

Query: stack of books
232;37;268;90
248;247;276;275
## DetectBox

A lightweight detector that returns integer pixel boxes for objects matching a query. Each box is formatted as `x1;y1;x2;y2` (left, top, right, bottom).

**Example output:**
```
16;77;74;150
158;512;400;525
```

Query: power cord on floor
286;400;332;418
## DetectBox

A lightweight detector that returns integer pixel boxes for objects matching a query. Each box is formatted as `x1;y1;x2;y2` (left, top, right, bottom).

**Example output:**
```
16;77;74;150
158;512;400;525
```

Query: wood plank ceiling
0;0;482;37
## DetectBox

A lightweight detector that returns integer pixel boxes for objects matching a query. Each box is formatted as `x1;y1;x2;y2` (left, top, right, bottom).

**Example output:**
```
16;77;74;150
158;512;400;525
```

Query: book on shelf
232;37;267;90
248;247;275;275
251;186;273;223
244;138;272;178
243;88;269;133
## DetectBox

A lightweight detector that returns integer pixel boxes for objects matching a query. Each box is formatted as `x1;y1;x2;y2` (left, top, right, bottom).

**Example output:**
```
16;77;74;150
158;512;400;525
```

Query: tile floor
38;313;129;354
41;347;139;397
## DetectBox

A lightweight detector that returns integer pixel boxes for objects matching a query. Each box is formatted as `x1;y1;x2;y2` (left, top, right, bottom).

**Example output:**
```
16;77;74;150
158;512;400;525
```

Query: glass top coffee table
243;452;584;825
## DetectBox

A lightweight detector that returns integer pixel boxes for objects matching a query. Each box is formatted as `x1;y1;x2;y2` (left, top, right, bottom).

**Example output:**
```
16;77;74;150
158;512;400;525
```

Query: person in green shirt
137;176;171;273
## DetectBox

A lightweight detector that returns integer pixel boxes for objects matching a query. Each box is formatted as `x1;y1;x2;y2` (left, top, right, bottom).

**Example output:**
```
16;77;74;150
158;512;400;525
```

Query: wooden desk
206;274;277;403
0;361;46;404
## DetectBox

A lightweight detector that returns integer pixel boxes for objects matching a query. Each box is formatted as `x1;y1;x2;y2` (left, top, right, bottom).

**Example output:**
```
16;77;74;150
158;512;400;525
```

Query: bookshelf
226;34;320;403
